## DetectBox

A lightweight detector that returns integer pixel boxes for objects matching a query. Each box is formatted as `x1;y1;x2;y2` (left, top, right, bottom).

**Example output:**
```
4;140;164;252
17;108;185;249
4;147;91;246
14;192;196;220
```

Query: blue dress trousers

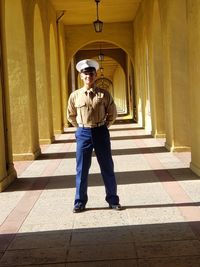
75;125;119;206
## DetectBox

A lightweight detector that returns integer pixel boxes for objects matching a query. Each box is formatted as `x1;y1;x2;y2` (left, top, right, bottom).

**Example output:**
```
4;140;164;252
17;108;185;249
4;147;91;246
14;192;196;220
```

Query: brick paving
1;123;200;266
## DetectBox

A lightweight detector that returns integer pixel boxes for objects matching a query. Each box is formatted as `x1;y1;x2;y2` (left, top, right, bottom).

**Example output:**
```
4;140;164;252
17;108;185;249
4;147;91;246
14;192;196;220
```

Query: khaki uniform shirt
67;86;117;128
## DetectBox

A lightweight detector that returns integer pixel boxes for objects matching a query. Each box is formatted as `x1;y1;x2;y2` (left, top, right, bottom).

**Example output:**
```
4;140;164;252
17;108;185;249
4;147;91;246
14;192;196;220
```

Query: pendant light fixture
93;0;103;33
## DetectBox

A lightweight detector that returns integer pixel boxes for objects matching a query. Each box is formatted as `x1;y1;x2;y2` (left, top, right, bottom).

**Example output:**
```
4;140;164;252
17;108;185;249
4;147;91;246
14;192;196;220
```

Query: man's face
80;70;97;87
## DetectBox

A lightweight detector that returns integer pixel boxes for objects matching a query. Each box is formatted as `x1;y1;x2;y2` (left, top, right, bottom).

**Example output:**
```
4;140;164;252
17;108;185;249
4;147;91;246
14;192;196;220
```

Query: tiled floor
1;123;200;266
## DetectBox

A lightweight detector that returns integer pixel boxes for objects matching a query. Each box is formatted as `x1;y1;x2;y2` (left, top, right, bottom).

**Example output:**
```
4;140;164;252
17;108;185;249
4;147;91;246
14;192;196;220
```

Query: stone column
58;22;68;128
34;2;55;144
187;0;200;175
0;82;16;191
159;0;190;151
149;0;165;138
2;0;41;160
0;16;16;190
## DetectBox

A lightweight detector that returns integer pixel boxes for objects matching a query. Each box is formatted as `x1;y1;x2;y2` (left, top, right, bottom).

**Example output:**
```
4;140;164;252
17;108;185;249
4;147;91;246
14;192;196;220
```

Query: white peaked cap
76;59;99;72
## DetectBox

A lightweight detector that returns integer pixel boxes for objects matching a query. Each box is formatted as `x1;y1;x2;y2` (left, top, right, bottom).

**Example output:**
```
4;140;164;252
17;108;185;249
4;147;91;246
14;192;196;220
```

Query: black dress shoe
73;203;85;213
109;204;122;210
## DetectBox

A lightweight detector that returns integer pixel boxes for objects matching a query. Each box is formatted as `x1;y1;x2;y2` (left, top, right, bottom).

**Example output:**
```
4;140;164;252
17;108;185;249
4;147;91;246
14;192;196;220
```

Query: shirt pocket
75;100;87;120
75;100;86;109
76;103;86;109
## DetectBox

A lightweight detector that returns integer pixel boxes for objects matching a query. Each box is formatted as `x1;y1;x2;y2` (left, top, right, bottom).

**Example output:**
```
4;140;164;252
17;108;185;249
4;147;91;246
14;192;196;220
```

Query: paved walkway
1;123;200;266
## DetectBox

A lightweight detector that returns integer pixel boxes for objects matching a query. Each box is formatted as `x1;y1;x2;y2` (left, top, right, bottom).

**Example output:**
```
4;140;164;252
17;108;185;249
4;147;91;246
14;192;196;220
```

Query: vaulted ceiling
50;0;142;81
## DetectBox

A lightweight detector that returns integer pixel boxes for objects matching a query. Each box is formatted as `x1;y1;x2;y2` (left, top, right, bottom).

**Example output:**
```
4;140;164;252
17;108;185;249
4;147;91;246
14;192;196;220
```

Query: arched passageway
1;0;200;191
68;41;136;122
1;6;200;266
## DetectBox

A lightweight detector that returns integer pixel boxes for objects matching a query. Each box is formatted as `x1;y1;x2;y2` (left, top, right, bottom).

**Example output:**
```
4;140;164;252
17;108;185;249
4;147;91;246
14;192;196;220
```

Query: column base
54;129;64;134
13;147;41;161
190;162;200;177
39;136;55;145
151;131;166;138
155;134;166;138
165;142;191;152
0;164;17;192
64;122;70;128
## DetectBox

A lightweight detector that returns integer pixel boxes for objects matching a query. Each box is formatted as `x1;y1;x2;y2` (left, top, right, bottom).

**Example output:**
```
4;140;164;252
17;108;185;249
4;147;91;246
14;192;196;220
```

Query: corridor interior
1;121;200;267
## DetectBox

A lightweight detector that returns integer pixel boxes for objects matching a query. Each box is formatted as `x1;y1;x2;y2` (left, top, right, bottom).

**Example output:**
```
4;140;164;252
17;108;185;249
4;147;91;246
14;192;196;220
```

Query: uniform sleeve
106;93;117;128
67;93;78;127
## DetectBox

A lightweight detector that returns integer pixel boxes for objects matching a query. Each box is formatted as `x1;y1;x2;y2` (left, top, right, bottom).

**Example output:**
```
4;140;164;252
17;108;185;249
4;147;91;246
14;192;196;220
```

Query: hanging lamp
93;0;103;33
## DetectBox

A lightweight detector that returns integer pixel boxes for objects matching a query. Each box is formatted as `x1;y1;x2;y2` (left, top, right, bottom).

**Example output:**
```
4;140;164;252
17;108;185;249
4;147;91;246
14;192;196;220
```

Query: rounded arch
70;40;129;115
73;39;129;59
71;41;129;86
65;22;135;71
65;22;136;120
76;41;127;73
67;39;134;72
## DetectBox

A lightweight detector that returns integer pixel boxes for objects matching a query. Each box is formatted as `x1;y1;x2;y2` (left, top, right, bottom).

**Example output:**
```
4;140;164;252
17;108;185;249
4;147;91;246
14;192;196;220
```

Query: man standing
67;59;121;213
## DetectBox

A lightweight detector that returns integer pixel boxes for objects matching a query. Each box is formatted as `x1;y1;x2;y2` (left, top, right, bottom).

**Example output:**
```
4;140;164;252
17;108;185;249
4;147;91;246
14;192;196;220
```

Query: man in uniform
67;59;121;213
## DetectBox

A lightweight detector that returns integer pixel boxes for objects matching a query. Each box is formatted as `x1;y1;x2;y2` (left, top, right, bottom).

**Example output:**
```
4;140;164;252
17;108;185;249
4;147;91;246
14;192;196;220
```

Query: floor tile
67;243;136;262
0;248;67;266
1;123;198;266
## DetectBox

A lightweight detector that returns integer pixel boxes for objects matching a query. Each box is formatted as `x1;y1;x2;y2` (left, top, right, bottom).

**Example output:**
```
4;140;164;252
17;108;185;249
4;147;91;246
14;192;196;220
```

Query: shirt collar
82;86;97;94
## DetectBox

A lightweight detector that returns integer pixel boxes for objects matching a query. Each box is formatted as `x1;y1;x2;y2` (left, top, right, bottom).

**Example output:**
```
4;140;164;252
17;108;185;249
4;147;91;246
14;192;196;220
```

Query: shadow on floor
7;168;198;192
36;146;168;160
1;222;200;266
53;133;154;144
